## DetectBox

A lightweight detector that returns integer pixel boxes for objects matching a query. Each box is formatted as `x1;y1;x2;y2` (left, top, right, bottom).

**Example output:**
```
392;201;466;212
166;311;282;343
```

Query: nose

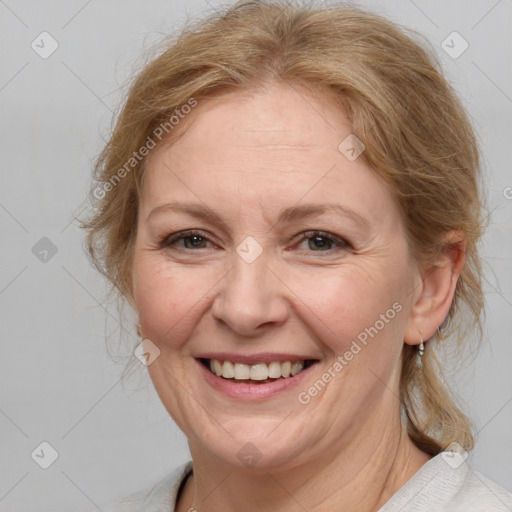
211;253;288;337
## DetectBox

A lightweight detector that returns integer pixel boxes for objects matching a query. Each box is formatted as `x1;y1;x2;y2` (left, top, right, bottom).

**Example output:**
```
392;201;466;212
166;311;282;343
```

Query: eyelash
159;229;351;254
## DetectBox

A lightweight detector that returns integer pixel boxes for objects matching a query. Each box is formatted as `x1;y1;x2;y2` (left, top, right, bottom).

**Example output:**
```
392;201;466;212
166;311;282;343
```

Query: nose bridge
212;245;287;335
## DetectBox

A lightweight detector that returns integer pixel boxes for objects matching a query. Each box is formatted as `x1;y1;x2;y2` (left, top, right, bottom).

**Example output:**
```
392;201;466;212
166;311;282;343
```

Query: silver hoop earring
418;338;425;357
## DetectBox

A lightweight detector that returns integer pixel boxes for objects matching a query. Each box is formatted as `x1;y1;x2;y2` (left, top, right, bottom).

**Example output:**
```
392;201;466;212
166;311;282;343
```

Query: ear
404;231;466;346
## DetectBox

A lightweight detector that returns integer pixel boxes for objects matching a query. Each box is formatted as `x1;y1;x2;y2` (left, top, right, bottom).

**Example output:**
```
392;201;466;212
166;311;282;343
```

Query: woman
85;1;512;510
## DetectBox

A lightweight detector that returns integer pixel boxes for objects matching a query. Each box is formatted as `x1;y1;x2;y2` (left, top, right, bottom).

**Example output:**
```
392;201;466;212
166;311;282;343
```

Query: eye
160;230;214;250
159;229;351;254
295;230;351;253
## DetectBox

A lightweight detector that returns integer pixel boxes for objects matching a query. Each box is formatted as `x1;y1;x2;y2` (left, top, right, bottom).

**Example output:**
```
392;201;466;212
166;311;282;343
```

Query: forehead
141;83;398;226
164;83;351;156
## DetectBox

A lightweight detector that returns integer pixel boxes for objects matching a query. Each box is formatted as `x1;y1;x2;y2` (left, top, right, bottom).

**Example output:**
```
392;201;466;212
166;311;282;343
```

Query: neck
177;419;431;512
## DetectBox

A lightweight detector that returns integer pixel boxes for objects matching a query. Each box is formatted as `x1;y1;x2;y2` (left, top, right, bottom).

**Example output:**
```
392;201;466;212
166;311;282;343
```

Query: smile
203;358;317;382
195;353;320;400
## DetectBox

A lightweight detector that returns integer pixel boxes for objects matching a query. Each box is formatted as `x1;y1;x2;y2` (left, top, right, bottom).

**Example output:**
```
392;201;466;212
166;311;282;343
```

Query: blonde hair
83;0;485;455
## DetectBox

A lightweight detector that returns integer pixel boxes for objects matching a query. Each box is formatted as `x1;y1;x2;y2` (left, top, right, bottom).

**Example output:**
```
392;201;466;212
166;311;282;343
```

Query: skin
131;82;466;511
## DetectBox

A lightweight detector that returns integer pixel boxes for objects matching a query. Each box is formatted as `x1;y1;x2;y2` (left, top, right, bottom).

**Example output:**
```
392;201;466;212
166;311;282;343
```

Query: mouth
198;358;319;384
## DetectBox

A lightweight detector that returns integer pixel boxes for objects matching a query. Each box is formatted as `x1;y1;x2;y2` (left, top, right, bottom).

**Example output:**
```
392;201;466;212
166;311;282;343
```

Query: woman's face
132;83;420;470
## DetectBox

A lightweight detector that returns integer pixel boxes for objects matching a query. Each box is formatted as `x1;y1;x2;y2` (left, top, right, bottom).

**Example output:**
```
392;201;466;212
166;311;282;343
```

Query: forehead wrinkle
146;200;371;234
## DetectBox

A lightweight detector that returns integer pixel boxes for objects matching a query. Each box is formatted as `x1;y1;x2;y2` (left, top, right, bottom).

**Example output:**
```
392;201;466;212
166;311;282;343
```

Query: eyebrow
147;201;370;230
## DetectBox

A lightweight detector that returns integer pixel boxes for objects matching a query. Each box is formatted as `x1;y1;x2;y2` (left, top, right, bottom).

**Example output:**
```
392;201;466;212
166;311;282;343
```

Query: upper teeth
209;360;305;380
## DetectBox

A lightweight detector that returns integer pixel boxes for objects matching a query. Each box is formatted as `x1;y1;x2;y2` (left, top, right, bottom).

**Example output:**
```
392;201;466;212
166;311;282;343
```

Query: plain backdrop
0;0;511;510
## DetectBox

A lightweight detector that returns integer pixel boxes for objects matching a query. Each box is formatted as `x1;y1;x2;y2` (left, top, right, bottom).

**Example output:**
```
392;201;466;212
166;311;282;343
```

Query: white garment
102;452;512;511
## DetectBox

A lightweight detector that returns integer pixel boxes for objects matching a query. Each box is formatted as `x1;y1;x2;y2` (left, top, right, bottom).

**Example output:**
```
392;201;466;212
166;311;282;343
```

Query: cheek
132;253;218;347
285;262;408;355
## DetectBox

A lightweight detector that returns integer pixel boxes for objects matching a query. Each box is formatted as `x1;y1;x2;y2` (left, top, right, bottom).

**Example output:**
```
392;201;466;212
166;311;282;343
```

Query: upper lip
195;352;319;365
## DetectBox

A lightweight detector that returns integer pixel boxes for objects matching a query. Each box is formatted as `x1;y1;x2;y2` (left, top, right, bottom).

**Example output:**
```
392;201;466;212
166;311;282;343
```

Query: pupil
309;236;330;250
186;235;204;248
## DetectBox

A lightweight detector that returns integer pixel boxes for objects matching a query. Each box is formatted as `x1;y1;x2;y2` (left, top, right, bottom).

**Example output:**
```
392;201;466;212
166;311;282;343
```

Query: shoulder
101;461;193;512
452;469;512;511
380;452;512;512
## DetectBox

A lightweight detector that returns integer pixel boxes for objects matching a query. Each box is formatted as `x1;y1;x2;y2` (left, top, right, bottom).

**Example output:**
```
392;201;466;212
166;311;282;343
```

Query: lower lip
196;360;317;401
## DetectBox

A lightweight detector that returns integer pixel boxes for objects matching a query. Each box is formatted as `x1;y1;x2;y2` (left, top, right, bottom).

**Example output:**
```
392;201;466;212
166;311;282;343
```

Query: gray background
0;0;511;510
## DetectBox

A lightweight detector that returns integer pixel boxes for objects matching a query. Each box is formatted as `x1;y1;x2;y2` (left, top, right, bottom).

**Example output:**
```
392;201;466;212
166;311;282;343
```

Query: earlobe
404;231;466;347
